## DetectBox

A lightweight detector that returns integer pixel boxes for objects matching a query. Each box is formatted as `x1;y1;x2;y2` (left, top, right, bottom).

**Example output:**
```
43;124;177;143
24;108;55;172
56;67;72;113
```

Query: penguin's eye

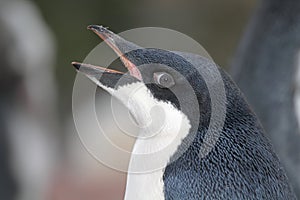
153;72;175;88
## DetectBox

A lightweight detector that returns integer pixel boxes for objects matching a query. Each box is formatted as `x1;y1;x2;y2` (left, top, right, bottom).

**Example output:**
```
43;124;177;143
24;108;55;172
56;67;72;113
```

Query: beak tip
87;24;97;30
71;62;81;70
87;25;105;31
87;25;112;36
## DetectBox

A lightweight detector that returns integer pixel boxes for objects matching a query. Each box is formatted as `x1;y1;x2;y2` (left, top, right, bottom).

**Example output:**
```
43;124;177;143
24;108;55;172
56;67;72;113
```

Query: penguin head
72;26;214;136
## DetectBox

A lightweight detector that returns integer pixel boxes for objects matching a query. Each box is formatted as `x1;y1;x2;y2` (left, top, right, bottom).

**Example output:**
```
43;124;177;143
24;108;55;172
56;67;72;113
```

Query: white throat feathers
91;78;191;200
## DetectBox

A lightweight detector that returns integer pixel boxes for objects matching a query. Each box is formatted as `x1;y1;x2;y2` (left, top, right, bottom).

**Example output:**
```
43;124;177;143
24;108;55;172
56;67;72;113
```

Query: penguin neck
124;103;191;200
125;161;165;200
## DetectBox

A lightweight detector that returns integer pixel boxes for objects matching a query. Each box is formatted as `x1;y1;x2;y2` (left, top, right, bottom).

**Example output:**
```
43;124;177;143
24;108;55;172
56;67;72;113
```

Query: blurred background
1;0;300;199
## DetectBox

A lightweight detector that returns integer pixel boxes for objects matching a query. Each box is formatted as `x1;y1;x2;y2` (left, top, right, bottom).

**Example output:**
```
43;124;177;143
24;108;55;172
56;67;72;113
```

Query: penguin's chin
102;81;163;133
71;61;153;128
72;62;187;140
104;81;192;143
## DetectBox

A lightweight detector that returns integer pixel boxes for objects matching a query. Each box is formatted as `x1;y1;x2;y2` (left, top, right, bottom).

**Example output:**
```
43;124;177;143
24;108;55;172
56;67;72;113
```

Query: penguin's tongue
71;62;124;75
87;25;143;81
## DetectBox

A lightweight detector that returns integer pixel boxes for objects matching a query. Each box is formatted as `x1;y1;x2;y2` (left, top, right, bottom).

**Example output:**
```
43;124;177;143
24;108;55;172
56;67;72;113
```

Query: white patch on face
295;52;300;131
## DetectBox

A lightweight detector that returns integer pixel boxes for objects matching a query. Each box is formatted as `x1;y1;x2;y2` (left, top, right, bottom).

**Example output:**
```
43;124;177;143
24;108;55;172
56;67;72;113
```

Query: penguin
72;25;297;200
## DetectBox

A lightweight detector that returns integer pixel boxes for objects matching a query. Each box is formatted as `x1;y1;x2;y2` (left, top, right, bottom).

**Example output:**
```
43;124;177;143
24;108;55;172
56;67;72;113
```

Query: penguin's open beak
72;25;142;85
72;61;139;90
72;62;124;75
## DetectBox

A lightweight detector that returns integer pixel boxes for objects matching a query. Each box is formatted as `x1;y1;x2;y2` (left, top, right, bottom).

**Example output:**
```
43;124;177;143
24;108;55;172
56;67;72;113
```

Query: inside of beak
72;62;124;74
87;25;143;81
